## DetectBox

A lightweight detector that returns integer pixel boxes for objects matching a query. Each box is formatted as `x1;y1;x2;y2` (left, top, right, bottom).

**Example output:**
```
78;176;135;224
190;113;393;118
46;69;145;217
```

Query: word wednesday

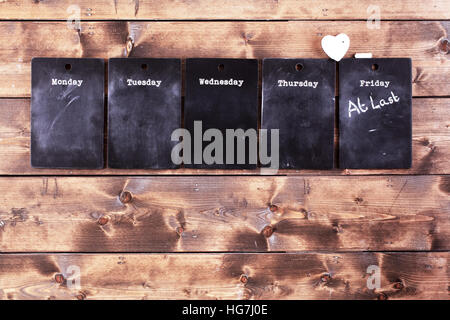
199;78;244;87
51;78;83;87
126;79;162;87
278;79;319;88
348;91;400;118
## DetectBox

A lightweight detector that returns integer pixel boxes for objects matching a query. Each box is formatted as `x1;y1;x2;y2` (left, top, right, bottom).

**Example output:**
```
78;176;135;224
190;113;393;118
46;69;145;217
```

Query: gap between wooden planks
0;175;448;252
0;98;448;175
0;21;448;97
0;252;447;300
0;0;449;20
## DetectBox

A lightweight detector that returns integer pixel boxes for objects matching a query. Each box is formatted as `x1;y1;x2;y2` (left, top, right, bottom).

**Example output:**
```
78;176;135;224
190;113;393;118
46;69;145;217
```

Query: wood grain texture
0;0;449;20
0;21;448;97
0;175;448;252
0;98;448;175
0;252;447;300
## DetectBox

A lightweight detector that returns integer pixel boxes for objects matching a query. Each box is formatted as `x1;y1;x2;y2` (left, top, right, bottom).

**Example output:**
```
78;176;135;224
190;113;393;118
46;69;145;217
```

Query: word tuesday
126;79;162;87
199;78;244;87
348;91;400;118
278;79;319;88
51;78;83;87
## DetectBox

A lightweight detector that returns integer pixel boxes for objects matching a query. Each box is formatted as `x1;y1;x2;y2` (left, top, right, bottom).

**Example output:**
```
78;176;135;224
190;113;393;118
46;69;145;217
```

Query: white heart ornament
321;33;350;62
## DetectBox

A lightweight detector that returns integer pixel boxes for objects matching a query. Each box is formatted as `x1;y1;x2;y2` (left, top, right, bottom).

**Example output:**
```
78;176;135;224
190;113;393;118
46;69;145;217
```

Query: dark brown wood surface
0;1;448;300
0;253;447;300
0;21;448;97
0;176;448;252
0;0;449;20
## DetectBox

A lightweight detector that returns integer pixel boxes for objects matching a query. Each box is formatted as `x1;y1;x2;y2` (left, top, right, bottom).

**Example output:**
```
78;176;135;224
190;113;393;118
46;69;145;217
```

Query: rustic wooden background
0;0;448;300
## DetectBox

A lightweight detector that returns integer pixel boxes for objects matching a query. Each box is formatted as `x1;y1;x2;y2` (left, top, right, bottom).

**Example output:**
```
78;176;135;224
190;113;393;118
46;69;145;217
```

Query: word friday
360;79;391;88
198;78;244;87
51;78;83;87
278;79;319;88
348;91;400;118
126;79;162;87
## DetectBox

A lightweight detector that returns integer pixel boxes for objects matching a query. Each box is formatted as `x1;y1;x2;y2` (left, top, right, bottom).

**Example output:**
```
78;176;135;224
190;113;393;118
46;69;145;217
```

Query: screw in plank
239;274;248;284
97;215;110;226
262;225;274;238
119;191;133;204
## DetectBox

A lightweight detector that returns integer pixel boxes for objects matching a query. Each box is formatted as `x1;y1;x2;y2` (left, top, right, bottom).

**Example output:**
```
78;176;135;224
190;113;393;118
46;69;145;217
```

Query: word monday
278;79;319;88
348;91;400;118
126;78;162;87
51;78;83;87
198;78;244;87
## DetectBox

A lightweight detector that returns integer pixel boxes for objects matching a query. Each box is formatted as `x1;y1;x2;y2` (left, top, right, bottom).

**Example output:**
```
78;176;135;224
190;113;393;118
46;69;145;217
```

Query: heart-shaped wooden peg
321;33;350;62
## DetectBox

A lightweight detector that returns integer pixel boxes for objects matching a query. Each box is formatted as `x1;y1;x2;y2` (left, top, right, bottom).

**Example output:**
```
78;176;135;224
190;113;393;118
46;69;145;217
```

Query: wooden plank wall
0;1;448;300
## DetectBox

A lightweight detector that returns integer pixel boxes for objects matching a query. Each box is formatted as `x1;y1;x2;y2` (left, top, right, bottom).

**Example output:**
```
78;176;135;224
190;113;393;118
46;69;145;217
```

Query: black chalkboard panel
184;58;258;169
107;58;181;169
31;58;104;169
339;58;412;169
262;59;335;169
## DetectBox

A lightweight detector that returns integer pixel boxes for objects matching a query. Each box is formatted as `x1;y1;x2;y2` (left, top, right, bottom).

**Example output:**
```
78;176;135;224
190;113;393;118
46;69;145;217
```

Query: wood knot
97;215;110;226
76;292;86;300
54;273;65;284
393;281;404;290
239;274;248;284
176;226;184;235
377;292;388;300
119;191;133;204
262;225;274;238
439;38;449;54
320;273;331;283
269;204;278;212
125;36;134;57
300;208;308;218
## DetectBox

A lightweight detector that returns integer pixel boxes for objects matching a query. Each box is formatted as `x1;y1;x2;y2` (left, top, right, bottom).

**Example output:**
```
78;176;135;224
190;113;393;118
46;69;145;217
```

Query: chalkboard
262;59;336;169
339;58;412;169
31;58;104;169
107;58;181;169
184;58;258;169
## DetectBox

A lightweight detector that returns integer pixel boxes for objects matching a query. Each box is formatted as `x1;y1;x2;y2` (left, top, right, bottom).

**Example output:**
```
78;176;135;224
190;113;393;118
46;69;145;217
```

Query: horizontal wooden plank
0;252;447;300
0;21;448;97
0;0;449;20
0;98;448;175
0;175;448;252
